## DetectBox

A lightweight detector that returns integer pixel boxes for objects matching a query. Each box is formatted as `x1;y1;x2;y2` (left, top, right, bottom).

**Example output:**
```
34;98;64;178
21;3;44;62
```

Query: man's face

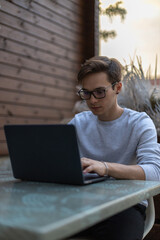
81;72;121;121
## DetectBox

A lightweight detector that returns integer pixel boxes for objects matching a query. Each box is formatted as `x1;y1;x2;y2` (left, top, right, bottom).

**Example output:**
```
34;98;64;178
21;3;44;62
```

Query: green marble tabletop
0;168;160;240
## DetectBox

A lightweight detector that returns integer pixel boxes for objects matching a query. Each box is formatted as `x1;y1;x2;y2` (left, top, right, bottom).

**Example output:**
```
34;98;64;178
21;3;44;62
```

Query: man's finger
83;165;94;173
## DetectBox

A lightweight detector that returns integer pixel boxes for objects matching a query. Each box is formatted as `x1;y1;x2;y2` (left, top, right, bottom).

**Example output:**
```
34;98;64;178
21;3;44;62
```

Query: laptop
4;124;107;185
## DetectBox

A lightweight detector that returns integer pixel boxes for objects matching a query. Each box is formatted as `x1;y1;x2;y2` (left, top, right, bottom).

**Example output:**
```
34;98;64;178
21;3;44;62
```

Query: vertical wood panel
80;0;99;62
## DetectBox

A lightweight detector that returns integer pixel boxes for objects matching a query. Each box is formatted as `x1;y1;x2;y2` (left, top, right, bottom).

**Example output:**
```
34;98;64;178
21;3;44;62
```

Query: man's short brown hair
77;56;122;84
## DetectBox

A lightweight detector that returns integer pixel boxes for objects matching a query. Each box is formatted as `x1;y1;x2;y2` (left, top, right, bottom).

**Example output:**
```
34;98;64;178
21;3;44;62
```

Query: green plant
99;1;127;42
118;57;160;137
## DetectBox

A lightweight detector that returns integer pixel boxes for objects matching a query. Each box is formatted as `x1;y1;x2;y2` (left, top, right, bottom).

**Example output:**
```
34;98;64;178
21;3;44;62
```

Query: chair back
142;197;155;239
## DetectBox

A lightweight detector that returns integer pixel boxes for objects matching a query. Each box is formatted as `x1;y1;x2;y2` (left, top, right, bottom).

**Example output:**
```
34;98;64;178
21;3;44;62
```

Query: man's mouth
90;106;101;110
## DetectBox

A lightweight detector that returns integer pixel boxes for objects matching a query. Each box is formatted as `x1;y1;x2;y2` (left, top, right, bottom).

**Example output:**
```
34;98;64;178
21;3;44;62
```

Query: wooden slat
0;20;81;62
0;129;7;142
0;142;8;156
0;27;80;70
0;90;74;110
46;0;83;15
0;76;76;101
34;0;83;23
5;0;83;24
44;0;83;16
1;2;83;44
1;12;82;61
0;103;73;120
0;27;80;64
8;0;82;33
0;50;77;81
70;0;85;7
0;64;75;90
0;116;60;126
0;27;82;61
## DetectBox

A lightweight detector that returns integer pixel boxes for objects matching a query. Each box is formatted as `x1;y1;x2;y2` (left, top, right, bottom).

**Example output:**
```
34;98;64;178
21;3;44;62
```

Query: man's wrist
103;162;109;176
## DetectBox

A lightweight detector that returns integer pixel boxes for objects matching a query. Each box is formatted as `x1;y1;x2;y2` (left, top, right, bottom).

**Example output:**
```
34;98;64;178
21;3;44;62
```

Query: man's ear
115;82;122;94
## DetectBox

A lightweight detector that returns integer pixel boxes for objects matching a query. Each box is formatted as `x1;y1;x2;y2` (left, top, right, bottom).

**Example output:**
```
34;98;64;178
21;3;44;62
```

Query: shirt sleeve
68;118;75;125
135;113;160;181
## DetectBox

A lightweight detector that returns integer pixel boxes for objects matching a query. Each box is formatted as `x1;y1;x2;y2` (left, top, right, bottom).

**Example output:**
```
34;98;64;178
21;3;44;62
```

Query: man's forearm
107;162;146;180
81;157;146;180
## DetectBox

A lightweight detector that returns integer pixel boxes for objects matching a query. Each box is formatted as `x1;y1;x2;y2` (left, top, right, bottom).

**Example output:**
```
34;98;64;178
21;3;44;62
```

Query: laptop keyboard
83;172;102;180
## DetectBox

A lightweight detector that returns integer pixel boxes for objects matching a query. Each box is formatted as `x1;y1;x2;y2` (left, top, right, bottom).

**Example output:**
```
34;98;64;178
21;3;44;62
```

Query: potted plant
118;57;160;240
118;56;160;142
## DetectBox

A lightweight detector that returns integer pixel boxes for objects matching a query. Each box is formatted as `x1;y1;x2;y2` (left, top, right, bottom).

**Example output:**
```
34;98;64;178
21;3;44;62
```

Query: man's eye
83;91;90;95
95;89;105;94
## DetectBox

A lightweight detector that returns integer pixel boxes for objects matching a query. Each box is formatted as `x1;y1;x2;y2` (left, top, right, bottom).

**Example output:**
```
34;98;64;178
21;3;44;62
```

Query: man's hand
81;157;107;176
81;157;146;180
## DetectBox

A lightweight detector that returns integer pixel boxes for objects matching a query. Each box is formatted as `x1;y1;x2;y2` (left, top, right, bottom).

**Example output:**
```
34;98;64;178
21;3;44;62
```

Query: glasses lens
79;90;90;100
93;88;106;99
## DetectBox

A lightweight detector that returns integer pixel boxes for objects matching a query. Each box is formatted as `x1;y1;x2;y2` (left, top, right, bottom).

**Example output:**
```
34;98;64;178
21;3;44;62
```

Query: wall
0;0;99;155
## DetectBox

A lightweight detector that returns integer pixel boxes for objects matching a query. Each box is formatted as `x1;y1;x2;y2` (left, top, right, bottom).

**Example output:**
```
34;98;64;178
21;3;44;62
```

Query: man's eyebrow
82;87;106;91
94;87;106;90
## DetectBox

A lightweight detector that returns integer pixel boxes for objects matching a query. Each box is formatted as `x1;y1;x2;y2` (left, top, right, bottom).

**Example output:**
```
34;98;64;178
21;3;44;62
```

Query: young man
69;56;160;240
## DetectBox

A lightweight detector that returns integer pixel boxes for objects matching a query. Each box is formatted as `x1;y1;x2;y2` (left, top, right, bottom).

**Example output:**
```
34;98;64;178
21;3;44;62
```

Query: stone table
0;166;160;240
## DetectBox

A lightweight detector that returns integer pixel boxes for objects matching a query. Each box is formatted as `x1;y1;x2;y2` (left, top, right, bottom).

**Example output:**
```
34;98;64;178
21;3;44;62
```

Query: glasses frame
78;82;117;100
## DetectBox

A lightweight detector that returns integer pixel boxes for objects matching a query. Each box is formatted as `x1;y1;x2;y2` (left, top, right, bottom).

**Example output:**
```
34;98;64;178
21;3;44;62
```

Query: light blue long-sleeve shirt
69;108;160;181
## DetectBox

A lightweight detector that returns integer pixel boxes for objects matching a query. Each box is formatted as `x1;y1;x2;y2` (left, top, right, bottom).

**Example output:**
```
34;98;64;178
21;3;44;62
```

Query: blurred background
100;0;160;79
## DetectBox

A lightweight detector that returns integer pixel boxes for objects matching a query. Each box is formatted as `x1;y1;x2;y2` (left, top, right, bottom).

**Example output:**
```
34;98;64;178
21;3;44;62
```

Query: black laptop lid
4;124;84;185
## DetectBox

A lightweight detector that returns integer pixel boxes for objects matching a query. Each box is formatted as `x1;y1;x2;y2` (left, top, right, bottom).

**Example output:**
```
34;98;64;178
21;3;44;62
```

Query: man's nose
89;94;98;103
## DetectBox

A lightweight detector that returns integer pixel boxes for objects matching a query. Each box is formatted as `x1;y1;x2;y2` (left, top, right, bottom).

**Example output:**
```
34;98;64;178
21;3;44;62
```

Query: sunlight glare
100;0;160;77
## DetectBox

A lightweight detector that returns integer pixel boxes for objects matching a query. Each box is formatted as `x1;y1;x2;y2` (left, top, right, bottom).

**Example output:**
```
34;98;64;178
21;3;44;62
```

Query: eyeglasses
78;82;117;100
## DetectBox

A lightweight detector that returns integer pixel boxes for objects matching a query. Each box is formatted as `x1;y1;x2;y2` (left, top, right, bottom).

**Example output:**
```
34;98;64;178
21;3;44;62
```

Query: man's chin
90;109;103;116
